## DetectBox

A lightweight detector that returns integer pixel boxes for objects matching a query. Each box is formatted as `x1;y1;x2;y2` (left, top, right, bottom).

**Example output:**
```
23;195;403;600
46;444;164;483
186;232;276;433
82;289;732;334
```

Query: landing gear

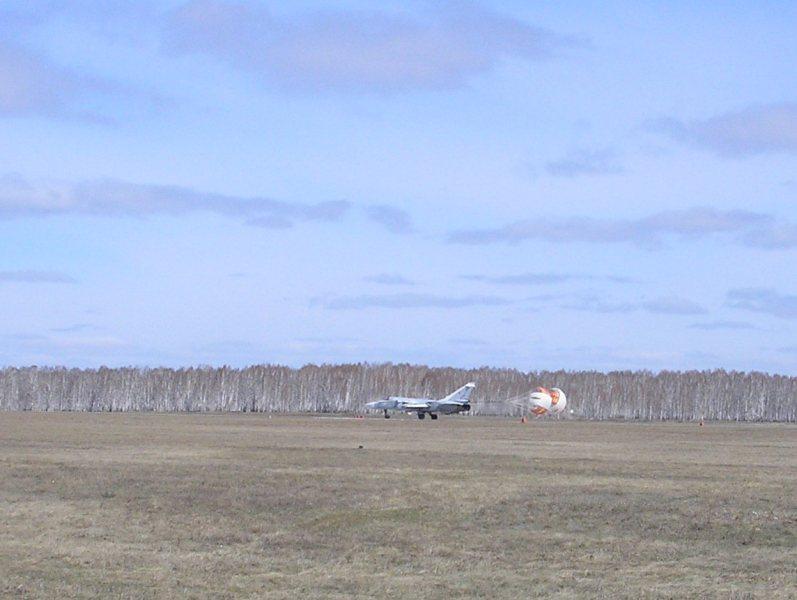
383;409;390;419
417;412;426;420
430;414;438;420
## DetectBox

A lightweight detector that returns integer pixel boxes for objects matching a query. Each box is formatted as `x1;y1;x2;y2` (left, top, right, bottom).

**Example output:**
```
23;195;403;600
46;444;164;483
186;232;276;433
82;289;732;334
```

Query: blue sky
1;1;797;372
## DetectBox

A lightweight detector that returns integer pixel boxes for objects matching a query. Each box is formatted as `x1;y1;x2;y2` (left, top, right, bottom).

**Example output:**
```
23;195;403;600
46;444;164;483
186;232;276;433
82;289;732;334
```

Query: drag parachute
507;386;568;417
549;387;567;414
529;388;552;415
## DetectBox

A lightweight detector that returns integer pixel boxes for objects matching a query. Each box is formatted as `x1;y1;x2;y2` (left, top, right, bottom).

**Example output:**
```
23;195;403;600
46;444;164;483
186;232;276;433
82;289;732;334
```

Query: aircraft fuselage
365;383;475;419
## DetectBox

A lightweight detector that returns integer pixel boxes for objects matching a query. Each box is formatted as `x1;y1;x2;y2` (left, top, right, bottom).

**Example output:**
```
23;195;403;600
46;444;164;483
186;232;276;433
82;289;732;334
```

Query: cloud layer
689;320;756;331
563;295;707;315
0;173;349;228
0;270;76;283
727;288;797;319
449;207;797;249
323;293;509;310
0;43;93;119
464;272;633;285
364;273;415;285
545;148;623;178
0;38;155;123
654;103;797;157
164;1;570;93
465;272;571;285
365;205;414;234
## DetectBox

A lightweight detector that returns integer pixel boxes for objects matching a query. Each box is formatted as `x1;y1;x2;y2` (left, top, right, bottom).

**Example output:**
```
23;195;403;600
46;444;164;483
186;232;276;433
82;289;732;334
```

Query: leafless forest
1;364;795;421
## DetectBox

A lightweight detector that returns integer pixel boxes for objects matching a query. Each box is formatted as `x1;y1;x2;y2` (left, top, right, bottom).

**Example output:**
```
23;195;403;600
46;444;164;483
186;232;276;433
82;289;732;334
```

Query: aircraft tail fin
441;382;475;404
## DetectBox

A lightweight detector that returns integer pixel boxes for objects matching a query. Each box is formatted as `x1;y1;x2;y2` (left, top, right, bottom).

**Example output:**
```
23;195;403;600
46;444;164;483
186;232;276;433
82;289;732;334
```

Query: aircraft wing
435;399;466;406
399;401;430;410
387;398;429;410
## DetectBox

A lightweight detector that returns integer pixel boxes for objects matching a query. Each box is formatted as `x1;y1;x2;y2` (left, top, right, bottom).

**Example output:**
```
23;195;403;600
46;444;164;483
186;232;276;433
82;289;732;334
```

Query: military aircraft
365;382;475;420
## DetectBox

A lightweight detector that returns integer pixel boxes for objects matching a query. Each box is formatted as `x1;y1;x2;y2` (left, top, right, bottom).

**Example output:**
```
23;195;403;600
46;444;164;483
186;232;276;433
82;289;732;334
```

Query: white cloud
364;274;415;285
545;148;623;178
562;295;707;316
0;173;350;227
0;270;76;284
689;320;756;331
164;1;575;93
0;43;89;118
653;103;797;157
727;288;797;319
364;205;414;234
449;207;797;249
0;40;156;122
322;293;510;310
463;272;634;285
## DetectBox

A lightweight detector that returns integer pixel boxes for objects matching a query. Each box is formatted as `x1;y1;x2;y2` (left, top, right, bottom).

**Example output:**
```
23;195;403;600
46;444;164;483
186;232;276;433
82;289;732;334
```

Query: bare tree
0;364;794;421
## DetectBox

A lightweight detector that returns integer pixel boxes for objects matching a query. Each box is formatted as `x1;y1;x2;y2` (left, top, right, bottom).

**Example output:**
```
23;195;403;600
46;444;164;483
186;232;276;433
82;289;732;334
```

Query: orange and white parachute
532;387;567;415
509;386;568;416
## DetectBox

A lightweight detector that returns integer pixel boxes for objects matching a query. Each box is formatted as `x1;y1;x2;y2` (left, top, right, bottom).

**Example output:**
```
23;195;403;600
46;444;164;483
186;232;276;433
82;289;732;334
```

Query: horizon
3;361;795;379
2;1;797;374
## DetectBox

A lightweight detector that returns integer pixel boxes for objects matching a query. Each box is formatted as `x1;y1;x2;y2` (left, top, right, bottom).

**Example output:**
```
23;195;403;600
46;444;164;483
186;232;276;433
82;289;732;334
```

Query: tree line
0;364;794;421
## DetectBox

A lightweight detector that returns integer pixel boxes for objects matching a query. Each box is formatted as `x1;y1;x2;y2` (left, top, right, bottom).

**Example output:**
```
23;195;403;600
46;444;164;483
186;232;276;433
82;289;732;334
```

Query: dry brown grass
1;413;795;599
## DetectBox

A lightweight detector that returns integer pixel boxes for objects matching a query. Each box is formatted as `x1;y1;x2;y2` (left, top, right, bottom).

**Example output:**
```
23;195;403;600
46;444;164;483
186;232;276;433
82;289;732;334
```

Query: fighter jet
365;382;475;420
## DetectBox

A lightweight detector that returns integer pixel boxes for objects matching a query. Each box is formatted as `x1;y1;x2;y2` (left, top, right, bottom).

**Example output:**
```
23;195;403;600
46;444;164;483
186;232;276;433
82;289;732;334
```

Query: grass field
1;413;795;599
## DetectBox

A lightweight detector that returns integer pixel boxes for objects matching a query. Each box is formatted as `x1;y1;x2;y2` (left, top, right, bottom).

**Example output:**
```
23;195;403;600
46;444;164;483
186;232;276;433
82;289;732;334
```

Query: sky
1;1;797;373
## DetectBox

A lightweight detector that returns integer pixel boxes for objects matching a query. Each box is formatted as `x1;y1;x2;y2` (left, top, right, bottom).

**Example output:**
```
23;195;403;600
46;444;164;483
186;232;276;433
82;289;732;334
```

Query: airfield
1;414;795;599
